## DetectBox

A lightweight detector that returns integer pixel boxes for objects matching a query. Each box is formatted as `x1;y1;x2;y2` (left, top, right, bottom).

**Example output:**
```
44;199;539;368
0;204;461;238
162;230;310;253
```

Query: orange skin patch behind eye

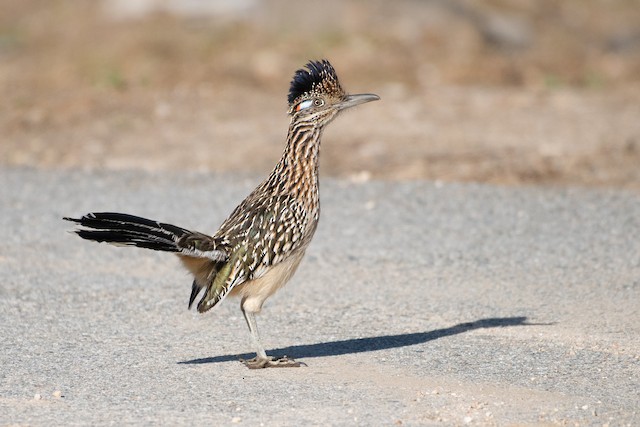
296;99;313;112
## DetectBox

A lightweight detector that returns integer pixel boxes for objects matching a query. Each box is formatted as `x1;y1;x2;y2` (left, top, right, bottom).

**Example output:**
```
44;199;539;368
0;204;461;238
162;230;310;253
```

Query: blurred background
1;0;639;187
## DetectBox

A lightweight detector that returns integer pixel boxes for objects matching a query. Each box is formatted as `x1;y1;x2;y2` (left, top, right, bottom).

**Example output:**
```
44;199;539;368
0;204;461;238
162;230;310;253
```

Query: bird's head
287;60;379;125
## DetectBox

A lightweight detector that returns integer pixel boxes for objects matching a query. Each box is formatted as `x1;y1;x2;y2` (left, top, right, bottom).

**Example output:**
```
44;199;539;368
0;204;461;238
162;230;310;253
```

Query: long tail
63;212;192;252
65;212;231;311
65;212;229;262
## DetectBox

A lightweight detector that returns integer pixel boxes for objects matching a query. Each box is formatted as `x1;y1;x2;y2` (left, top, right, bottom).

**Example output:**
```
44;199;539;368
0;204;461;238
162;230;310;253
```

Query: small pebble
53;390;63;398
33;393;42;400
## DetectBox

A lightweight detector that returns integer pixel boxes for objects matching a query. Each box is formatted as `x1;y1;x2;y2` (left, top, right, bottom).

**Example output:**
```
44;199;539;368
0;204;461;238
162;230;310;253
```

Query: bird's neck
268;120;323;198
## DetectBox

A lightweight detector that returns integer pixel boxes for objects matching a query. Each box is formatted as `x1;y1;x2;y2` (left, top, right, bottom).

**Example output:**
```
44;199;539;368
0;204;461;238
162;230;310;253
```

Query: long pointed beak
337;93;380;110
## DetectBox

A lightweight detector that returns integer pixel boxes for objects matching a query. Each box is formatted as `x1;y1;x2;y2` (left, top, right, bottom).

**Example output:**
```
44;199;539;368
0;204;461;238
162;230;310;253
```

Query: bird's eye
313;98;324;107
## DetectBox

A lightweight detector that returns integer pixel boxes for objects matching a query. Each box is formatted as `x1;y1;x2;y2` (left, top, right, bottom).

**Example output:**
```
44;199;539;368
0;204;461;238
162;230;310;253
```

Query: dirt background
2;0;640;187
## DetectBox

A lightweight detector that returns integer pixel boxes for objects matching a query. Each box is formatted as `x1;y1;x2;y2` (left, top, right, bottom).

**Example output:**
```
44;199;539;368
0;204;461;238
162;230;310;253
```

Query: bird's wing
194;194;311;313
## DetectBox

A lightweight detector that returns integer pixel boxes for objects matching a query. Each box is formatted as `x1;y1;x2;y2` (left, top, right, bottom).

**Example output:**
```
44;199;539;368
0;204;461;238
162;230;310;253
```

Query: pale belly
230;249;306;313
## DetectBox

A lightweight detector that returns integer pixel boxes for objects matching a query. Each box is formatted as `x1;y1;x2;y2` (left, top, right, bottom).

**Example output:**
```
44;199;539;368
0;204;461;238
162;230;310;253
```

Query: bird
64;59;379;369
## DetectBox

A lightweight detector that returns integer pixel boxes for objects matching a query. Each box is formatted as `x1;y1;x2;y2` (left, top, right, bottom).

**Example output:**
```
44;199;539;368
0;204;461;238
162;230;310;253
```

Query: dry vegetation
1;0;639;187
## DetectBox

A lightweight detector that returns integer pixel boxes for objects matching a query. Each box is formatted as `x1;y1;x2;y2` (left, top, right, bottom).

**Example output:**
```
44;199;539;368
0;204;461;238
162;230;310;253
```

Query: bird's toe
240;355;304;369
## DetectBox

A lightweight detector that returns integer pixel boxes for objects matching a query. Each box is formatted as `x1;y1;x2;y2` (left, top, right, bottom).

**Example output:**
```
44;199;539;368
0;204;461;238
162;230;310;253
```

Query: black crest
287;59;344;106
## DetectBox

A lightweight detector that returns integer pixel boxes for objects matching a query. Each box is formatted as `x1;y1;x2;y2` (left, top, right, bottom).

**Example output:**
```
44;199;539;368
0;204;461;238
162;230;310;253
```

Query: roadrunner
64;60;379;369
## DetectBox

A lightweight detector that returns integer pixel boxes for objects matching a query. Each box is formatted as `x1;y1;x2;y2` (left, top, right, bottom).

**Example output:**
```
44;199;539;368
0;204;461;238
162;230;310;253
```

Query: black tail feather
64;212;191;252
189;279;204;309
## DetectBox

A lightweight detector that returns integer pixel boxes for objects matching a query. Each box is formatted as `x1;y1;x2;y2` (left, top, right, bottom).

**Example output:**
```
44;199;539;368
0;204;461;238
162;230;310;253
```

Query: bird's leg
242;307;269;364
240;301;303;369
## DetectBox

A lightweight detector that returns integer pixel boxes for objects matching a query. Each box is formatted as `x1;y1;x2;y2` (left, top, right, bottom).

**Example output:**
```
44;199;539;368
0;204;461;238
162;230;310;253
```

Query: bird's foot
240;355;305;369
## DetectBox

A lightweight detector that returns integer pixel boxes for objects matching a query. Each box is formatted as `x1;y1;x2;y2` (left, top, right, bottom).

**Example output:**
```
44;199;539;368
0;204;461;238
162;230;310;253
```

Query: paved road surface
1;168;638;425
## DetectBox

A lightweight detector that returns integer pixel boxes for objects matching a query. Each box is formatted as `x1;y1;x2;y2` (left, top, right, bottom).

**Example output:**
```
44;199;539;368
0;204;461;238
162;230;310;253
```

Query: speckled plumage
185;60;350;314
65;59;379;368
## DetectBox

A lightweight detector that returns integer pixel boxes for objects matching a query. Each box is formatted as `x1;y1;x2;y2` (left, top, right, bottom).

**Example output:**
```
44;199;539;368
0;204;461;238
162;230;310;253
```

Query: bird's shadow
179;316;545;365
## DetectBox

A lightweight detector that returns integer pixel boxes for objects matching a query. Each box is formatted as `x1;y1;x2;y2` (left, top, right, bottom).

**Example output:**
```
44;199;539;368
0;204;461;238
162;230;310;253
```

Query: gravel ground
1;167;639;425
